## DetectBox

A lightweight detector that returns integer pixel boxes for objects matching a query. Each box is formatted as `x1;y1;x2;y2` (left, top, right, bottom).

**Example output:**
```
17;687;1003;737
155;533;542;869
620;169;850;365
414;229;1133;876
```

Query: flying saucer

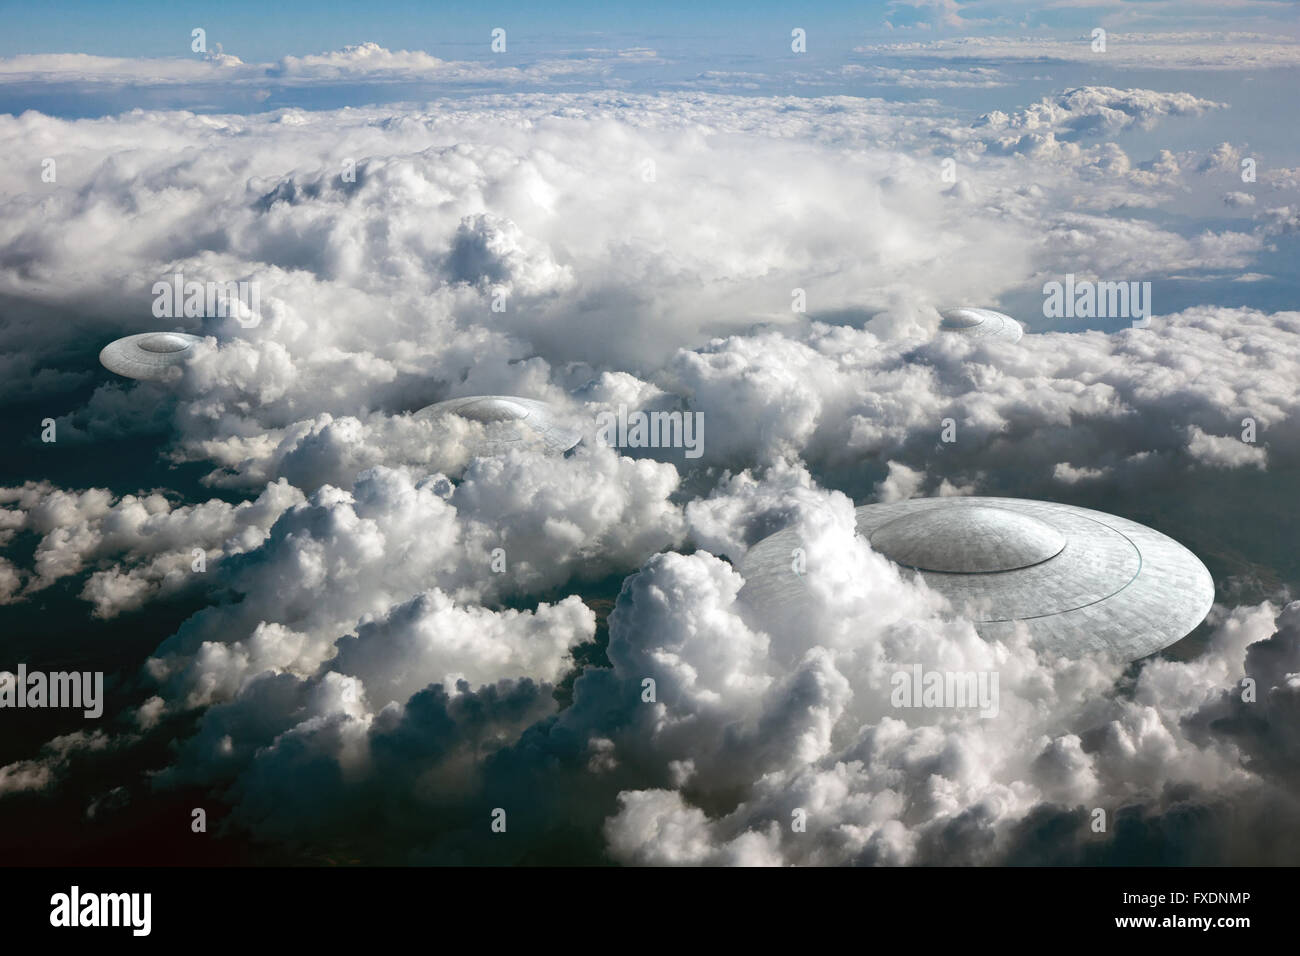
99;332;204;381
740;496;1213;660
939;307;1023;343
413;395;581;457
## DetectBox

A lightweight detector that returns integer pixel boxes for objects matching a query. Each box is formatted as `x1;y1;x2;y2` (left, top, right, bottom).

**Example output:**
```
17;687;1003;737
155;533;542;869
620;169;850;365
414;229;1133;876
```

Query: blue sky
4;0;1297;60
5;0;891;59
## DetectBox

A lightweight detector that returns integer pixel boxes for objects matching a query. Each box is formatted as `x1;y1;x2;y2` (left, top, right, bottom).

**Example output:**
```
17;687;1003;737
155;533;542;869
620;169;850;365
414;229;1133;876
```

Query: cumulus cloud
0;730;125;797
1052;462;1110;484
0;479;303;616
977;87;1223;144
0;43;618;91
331;589;594;708
820;64;1008;89
856;33;1300;70
601;590;1297;866
1186;424;1268;469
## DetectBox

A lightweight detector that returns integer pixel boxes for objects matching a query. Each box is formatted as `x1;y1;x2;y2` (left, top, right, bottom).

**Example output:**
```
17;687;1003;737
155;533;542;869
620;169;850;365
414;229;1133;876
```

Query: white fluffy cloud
856;33;1300;70
1186;424;1268;469
975;87;1224;146
0;479;303;616
0;43;620;90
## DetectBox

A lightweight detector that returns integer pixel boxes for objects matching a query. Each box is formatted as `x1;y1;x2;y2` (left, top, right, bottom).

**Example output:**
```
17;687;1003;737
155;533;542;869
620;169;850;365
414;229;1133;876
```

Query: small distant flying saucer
414;395;581;457
740;496;1213;661
99;332;204;381
939;308;1023;343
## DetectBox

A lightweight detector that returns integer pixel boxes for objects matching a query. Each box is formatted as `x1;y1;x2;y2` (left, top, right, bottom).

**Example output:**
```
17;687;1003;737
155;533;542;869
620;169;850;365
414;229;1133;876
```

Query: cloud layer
2;70;1298;864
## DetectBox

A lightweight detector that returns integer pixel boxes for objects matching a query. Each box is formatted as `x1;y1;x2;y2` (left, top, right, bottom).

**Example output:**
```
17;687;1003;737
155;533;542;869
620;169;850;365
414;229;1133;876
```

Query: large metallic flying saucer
413;395;581;457
939;307;1023;342
740;496;1214;660
99;332;204;381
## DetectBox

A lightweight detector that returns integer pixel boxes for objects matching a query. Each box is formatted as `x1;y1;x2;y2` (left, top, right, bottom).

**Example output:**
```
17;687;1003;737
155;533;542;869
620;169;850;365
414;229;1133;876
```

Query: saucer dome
740;496;1214;660
99;332;203;381
414;395;581;456
939;308;1023;342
